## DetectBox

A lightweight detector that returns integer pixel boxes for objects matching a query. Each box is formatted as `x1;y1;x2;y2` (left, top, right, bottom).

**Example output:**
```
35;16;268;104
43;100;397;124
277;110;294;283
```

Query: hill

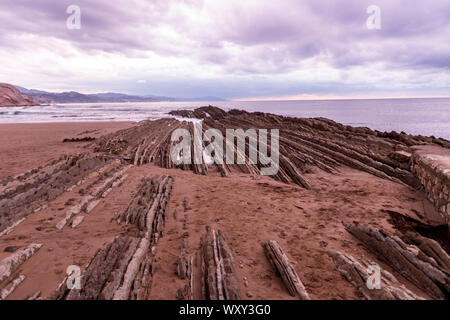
0;83;38;106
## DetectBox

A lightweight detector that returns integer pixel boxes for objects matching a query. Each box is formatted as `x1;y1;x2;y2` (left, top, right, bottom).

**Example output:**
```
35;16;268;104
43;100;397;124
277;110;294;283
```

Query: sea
0;98;449;140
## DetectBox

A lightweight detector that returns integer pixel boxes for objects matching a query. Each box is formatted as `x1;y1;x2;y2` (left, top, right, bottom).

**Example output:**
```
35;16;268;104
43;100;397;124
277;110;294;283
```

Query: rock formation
0;83;37;107
200;227;241;300
263;240;310;299
0;153;120;234
50;175;173;300
176;227;241;300
328;250;426;300
95;106;450;225
0;106;449;300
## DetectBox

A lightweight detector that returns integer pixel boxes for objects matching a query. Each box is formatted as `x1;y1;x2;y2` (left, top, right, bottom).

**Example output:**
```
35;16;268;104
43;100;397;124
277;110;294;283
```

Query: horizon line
234;95;450;102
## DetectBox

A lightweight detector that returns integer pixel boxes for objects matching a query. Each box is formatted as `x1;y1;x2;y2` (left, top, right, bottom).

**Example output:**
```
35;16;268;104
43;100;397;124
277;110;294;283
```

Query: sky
0;0;450;100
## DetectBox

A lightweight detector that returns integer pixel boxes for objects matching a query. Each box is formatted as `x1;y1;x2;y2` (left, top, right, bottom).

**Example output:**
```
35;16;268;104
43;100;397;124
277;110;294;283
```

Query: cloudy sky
1;0;449;100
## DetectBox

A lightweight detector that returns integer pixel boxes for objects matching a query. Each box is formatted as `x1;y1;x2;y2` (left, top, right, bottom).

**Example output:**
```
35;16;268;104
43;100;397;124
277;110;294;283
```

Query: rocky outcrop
1;274;26;300
50;235;147;300
117;175;173;242
0;153;118;234
0;83;37;107
343;223;449;299
96;106;450;192
0;243;42;283
263;240;310;299
200;227;241;300
55;164;131;230
328;250;426;300
51;175;173;300
176;227;241;300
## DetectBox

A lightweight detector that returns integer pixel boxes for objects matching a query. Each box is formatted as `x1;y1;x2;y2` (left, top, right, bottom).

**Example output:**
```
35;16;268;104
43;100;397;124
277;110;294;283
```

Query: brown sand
0;122;133;180
0;122;437;300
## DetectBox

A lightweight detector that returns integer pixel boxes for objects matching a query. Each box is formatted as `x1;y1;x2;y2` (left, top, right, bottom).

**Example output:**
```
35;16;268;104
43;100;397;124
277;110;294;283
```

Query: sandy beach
0;107;448;300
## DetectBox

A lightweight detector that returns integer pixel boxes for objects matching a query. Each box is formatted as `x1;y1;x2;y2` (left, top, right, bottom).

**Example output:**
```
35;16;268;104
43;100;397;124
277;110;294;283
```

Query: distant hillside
15;86;225;104
0;83;38;106
15;88;165;104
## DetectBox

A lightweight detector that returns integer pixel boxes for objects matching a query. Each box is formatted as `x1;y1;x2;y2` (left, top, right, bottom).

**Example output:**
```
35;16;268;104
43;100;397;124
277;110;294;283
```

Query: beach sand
0;119;442;300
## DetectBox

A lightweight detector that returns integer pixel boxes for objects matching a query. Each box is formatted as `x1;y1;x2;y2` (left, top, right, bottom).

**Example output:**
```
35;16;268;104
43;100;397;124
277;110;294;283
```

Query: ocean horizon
0;97;449;140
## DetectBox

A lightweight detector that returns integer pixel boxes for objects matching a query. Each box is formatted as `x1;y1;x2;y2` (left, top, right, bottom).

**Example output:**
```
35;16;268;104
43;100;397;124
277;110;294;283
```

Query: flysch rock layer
96;106;450;226
0;106;449;300
411;145;450;225
0;243;42;283
50;175;173;300
0;83;37;107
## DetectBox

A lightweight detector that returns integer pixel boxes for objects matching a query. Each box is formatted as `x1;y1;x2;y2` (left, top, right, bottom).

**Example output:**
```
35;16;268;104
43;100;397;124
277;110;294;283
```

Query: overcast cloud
0;0;449;99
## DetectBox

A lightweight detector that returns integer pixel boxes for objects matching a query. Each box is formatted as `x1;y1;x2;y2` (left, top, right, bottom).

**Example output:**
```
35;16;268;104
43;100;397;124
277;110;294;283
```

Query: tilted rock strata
328;250;425;300
118;175;173;242
97;106;450;192
1;274;26;300
200;227;241;300
343;223;449;299
176;227;241;301
263;240;310;300
50;235;148;300
51;175;173;300
0;153;118;233
0;243;42;283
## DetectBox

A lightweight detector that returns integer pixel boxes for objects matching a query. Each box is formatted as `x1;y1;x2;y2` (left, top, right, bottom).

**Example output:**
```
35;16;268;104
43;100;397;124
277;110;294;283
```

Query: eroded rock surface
0;83;37;107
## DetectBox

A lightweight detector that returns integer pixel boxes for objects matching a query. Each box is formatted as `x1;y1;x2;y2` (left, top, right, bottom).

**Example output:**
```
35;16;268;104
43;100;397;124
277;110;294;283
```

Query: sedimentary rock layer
51;175;173;300
0;243;42;283
200;227;241;300
56;163;131;230
263;240;310;300
95;106;450;193
328;250;425;300
118;175;173;242
0;153;117;233
176;227;242;300
343;223;449;299
1;275;26;300
169;106;449;188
